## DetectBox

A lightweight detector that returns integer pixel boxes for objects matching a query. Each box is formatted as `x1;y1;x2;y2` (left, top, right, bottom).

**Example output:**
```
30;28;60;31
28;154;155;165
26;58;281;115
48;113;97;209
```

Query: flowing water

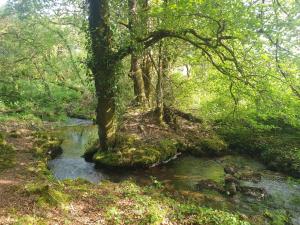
48;121;300;224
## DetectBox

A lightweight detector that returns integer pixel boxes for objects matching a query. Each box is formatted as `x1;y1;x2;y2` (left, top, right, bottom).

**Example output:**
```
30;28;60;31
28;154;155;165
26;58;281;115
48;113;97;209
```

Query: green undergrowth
0;133;15;172
264;209;291;225
93;135;180;168
63;179;250;225
188;135;229;157
19;178;252;224
99;180;250;225
219;124;300;178
0;82;95;122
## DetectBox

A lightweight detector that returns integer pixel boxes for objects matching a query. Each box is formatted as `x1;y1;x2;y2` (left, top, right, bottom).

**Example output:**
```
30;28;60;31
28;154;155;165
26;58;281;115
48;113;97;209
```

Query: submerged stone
196;179;224;193
238;171;262;183
240;186;267;200
224;174;240;196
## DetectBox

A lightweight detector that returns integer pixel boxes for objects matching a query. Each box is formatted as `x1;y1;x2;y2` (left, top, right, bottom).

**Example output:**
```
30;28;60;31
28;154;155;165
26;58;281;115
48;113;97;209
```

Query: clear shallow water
48;122;300;224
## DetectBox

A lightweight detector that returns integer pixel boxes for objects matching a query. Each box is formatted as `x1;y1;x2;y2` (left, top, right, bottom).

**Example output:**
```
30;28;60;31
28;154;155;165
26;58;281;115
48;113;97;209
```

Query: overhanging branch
113;28;235;61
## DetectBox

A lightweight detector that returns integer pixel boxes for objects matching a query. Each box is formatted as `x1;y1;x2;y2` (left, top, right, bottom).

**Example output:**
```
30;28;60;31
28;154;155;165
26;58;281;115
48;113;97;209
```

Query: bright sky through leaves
0;0;7;7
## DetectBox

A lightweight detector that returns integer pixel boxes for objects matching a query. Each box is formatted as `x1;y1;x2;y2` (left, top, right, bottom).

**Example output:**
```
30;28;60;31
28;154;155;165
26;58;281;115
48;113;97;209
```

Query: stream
48;120;300;224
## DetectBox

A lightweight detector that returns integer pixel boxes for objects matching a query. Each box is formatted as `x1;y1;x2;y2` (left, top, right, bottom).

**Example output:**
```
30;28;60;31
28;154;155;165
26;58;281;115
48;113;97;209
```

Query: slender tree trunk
142;53;152;103
130;54;147;105
88;0;116;151
155;41;170;123
129;0;147;106
141;0;153;106
156;43;164;123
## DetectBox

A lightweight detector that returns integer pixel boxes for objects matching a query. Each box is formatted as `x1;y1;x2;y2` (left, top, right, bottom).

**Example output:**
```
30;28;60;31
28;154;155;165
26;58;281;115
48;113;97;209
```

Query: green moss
24;182;69;207
264;210;291;225
84;140;99;160
32;132;62;159
261;146;300;177
97;180;250;225
14;215;47;225
0;133;15;172
190;135;228;157
176;204;250;225
220;126;300;178
93;136;179;168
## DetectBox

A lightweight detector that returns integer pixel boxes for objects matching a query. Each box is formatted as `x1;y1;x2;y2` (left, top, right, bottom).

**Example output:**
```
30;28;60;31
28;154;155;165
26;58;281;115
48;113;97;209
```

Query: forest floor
0;119;255;225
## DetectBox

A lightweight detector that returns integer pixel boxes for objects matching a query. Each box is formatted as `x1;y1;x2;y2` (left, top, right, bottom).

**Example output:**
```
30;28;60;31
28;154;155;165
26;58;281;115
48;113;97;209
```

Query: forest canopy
0;0;299;140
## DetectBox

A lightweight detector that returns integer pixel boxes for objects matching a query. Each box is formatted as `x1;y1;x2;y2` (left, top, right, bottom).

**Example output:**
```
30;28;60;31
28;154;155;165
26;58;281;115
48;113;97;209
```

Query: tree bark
155;43;164;123
128;0;147;106
130;54;147;105
155;41;170;123
88;0;116;151
142;53;152;103
141;0;153;106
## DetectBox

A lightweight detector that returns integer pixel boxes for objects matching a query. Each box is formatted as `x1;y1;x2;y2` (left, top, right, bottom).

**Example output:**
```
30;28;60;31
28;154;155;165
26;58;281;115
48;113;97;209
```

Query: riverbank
219;125;300;178
0;120;253;224
1;115;299;224
88;108;300;180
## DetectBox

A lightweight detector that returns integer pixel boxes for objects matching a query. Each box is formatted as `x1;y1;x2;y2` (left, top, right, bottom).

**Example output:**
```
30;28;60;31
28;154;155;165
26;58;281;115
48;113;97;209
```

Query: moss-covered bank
88;109;229;168
93;135;180;168
220;126;300;178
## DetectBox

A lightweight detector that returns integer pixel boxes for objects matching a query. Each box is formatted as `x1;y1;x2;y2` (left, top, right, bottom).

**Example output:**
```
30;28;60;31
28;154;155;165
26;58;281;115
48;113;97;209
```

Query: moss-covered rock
33;132;63;159
93;135;179;168
24;182;69;207
189;135;228;157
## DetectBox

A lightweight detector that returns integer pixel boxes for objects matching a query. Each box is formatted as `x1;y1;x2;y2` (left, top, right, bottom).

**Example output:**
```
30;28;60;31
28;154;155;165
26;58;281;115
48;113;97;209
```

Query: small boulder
239;171;262;183
224;174;240;196
224;165;238;176
196;179;224;193
240;186;267;200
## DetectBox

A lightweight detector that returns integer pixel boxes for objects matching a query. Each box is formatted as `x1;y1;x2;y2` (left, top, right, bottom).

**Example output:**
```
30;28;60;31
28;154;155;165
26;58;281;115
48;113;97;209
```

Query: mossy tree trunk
130;55;147;106
155;42;164;123
141;53;152;105
141;0;153;106
129;0;147;107
88;0;116;151
156;41;170;124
